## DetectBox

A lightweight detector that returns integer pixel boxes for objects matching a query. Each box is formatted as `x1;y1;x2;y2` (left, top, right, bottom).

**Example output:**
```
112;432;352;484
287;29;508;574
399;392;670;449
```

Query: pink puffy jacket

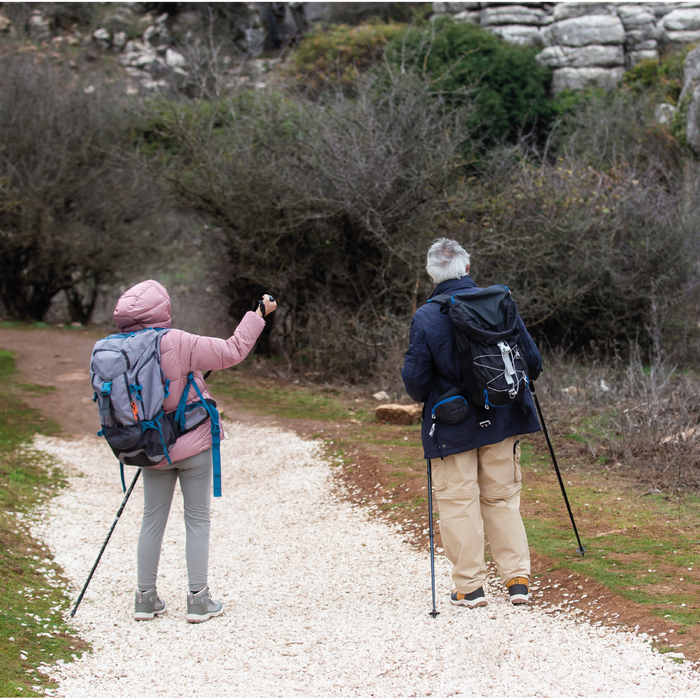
113;280;265;466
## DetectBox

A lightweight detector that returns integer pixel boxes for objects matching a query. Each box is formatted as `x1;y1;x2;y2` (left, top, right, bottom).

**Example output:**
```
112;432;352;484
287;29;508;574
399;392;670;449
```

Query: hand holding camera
255;294;277;318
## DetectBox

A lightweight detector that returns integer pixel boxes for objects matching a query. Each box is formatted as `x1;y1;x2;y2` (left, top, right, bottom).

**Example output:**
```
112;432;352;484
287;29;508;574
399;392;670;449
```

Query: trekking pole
530;382;587;556
70;468;142;617
426;459;440;618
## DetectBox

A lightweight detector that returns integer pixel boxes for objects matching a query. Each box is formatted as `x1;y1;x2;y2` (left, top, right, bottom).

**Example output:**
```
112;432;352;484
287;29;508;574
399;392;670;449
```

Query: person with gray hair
425;238;471;284
402;238;542;609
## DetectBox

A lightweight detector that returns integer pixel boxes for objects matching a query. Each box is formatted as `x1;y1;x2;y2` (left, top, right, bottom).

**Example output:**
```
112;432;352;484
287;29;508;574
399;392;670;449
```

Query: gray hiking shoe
134;587;166;621
187;586;224;624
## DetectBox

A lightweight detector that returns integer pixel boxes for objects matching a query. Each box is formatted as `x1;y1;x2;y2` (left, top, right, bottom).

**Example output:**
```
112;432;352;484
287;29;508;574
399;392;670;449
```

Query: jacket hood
113;280;172;332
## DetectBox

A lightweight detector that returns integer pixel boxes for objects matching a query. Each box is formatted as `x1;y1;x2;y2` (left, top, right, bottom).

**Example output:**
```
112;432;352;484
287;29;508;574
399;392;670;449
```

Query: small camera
254;296;275;318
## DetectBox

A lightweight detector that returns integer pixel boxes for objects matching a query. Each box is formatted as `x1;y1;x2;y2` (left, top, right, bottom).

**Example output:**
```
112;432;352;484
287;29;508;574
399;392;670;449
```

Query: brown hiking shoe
506;577;530;605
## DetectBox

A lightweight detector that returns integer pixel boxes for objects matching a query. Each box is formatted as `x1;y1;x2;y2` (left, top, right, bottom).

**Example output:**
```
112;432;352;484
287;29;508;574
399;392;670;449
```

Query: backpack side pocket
431;386;470;425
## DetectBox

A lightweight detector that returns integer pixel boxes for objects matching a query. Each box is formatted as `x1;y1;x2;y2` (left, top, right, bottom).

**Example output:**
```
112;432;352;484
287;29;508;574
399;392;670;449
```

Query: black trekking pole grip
70;468;142;618
426;459;440;618
530;382;587;557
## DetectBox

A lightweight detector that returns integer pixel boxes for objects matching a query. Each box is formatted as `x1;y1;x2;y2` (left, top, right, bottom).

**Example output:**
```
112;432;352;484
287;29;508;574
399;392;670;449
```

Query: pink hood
114;280;172;332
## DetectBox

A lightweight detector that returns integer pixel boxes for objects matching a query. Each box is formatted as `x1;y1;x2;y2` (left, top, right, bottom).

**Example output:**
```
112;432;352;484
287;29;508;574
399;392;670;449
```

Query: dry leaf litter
23;424;700;697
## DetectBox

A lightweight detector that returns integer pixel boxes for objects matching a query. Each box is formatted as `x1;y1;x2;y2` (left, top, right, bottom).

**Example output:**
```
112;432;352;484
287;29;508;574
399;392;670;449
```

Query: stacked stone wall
433;2;700;93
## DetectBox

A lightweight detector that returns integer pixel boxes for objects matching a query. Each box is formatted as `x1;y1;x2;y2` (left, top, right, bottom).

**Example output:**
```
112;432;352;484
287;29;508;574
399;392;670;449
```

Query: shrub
447;148;695;350
622;47;690;106
386;17;554;146
551;88;681;176
0;55;170;322
141;70;474;377
284;20;407;92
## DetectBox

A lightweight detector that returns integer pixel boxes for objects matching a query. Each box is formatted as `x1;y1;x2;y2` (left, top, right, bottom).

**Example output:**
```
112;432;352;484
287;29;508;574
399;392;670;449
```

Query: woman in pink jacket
112;280;276;623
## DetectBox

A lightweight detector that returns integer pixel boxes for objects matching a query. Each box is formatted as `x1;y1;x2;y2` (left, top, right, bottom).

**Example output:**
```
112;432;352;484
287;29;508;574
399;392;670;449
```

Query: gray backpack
91;327;223;495
91;328;177;468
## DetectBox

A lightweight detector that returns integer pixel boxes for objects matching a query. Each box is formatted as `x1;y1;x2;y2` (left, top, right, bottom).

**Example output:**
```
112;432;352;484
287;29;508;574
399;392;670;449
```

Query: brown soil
1;327;698;662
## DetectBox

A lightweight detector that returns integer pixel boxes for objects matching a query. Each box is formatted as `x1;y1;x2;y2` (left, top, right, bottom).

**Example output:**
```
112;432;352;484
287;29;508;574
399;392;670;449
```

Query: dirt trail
0;328;100;436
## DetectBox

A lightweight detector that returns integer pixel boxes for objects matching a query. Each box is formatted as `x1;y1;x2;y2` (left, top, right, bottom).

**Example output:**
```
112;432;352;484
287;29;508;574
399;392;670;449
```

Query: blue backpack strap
141;410;173;466
186;374;222;498
174;373;195;433
99;381;113;417
120;462;126;493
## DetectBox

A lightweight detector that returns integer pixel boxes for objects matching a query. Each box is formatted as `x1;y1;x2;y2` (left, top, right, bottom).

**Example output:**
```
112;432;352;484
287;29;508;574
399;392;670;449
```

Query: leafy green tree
386;17;554;146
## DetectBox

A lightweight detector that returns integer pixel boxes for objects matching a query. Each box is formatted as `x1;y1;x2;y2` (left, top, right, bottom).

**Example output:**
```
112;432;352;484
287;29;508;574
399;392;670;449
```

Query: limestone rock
113;31;128;50
435;1;481;13
660;8;700;32
28;11;51;42
480;5;547;27
165;48;187;68
552;3;617;23
629;49;660;67
542;15;625;47
552;66;624;94
686;87;700;150
537;44;623;69
488;25;542;47
617;5;656;31
92;28;111;47
119;40;158;68
625;30;660;50
665;29;700;44
372;391;391;402
453;10;481;24
375;404;422;425
681;46;700;103
0;13;11;32
655;103;677;125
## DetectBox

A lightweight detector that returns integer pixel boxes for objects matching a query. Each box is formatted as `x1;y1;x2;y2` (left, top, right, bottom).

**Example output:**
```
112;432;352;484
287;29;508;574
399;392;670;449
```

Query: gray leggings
137;448;212;592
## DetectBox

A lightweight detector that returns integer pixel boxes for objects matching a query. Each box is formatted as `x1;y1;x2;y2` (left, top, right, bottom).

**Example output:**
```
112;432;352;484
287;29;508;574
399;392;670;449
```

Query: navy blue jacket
402;276;542;460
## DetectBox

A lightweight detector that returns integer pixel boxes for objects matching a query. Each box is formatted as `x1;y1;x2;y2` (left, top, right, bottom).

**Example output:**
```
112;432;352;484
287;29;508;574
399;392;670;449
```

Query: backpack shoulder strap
426;294;453;315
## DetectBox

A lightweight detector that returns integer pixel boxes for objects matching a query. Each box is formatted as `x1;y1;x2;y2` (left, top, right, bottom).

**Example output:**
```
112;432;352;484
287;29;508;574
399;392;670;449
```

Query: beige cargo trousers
432;435;529;594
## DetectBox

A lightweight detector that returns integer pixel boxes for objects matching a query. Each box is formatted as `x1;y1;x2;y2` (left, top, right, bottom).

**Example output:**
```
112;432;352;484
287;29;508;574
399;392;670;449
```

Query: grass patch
519;441;700;632
208;370;374;423
0;349;87;697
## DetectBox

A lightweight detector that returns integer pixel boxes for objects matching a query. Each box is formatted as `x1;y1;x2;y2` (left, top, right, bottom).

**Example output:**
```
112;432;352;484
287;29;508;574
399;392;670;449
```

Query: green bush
386;17;554;145
285;20;407;91
622;47;691;105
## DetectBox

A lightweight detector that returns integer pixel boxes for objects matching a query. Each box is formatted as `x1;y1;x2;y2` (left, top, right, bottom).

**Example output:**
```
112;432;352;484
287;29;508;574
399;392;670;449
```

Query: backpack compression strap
175;373;222;497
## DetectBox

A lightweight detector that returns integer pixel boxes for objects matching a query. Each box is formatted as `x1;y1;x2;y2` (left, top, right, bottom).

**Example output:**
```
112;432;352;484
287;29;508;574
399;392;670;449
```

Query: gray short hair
426;238;471;284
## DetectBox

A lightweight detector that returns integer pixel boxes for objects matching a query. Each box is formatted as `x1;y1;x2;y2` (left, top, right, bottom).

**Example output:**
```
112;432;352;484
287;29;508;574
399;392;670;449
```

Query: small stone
165;48;187;68
93;28;110;43
372;391;390;402
113;31;127;50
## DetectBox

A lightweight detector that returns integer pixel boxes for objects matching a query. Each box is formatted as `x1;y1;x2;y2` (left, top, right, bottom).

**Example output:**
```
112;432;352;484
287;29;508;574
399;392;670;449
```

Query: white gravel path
27;423;700;697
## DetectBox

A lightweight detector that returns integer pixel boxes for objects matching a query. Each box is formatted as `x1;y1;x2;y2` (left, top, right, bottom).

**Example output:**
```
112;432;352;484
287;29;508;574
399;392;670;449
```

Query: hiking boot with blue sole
506;577;531;605
134;587;166;621
187;586;224;623
451;586;487;608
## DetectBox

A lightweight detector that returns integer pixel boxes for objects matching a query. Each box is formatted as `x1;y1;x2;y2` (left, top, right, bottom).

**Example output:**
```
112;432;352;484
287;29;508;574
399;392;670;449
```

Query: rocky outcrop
434;2;700;94
681;46;700;150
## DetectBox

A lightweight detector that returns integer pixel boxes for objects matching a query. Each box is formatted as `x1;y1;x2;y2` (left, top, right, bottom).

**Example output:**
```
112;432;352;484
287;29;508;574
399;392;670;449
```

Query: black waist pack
431;386;470;424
